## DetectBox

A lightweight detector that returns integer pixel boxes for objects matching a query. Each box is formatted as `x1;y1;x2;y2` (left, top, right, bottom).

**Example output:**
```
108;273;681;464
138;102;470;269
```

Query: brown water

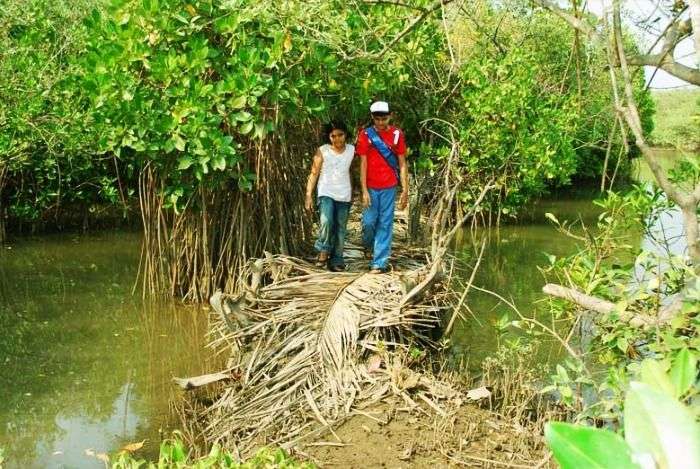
0;232;212;468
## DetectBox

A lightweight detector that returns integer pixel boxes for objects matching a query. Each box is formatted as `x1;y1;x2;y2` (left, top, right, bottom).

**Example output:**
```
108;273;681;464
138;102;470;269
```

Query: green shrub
111;439;314;468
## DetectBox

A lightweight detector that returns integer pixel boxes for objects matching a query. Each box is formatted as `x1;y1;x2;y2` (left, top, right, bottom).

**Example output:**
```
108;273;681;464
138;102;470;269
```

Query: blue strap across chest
365;126;400;180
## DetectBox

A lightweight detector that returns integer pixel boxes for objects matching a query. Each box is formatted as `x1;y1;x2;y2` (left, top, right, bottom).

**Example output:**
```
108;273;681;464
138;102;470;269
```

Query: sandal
363;248;373;260
369;264;391;274
315;252;329;267
330;264;346;272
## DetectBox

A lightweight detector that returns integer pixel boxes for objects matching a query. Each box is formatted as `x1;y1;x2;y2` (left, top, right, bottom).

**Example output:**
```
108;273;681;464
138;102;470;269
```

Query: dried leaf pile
194;247;466;457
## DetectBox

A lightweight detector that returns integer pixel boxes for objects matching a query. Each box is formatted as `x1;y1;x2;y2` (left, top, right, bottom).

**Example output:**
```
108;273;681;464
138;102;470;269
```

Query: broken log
542;283;616;314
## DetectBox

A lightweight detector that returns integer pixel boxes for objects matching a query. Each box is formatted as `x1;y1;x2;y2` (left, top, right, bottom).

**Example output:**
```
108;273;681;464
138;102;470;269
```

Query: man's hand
398;190;408;210
304;194;314;211
362;190;371;208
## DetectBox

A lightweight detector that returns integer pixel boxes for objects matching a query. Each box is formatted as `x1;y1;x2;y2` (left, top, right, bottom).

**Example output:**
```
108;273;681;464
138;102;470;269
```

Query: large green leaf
624;381;700;469
669;348;697;398
545;422;639;469
639;359;675;397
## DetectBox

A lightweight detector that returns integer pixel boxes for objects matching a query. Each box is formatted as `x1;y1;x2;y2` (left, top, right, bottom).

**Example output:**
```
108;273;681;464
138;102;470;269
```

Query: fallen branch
542;283;654;327
173;371;234;390
542;283;615;315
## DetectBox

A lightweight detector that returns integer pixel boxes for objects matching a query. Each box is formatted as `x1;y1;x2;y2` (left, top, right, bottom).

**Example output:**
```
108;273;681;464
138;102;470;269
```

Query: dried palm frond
192;252;452;456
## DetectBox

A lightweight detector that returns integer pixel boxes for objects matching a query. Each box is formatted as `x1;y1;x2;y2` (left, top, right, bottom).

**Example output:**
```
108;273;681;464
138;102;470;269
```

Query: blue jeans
314;196;351;267
362;187;396;270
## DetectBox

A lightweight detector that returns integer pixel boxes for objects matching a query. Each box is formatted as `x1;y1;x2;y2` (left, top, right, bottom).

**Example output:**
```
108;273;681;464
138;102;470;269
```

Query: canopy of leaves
1;0;655;226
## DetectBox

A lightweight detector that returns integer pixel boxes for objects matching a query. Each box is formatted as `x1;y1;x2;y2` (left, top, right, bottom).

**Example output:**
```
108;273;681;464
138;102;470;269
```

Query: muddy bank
302;396;549;468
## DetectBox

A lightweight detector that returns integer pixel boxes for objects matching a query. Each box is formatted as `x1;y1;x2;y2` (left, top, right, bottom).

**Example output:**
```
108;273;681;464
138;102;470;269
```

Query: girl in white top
305;121;355;271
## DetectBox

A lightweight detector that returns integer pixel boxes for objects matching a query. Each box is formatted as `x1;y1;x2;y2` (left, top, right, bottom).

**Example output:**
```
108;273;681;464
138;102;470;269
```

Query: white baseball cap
369;101;390;114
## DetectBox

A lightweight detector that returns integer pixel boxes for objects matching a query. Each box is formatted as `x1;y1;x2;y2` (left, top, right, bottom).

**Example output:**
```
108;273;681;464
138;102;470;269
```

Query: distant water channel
0;232;211;468
0;152;684;467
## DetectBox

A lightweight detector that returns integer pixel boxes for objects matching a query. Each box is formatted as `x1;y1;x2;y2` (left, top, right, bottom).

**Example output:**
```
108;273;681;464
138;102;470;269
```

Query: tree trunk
612;0;700;268
681;203;700;274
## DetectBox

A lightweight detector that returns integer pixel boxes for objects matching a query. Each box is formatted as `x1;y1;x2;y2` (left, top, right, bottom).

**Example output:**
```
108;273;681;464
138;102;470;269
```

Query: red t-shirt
356;125;407;189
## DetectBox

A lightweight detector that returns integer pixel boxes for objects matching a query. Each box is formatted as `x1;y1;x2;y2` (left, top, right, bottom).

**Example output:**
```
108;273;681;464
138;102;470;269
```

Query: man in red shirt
356;101;409;273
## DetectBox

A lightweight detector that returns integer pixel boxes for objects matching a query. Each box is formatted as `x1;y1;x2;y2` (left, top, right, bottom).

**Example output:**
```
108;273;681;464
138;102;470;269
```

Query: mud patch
301;398;548;468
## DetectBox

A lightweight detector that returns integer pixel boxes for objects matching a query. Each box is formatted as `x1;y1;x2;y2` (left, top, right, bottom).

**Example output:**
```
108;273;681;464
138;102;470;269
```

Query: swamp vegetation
1;0;699;467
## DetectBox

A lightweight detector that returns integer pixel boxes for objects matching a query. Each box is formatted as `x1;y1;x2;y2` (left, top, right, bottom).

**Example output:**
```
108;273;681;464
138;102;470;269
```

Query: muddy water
0;232;212;468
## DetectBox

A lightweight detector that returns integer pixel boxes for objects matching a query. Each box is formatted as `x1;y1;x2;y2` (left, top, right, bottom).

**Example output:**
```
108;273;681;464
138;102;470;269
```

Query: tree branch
537;0;596;38
612;0;700;265
374;0;456;58
360;0;427;12
627;54;700;85
535;0;700;86
542;283;654;327
688;0;700;66
626;18;700;86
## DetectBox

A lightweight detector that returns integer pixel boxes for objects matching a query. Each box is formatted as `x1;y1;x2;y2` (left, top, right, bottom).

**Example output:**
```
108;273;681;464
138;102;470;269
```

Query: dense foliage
484;187;699;469
1;0;658;298
546;370;699;469
0;0;114;228
1;0;655;234
75;0;447;208
426;16;581;213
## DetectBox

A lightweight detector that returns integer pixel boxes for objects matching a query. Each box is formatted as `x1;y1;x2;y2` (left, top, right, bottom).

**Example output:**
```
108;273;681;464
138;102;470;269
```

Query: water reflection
0;232;212;468
633;150;689;261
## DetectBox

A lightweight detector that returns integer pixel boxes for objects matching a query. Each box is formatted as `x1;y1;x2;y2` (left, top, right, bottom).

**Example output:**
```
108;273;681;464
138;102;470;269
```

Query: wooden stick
173;371;233;390
444;238;486;335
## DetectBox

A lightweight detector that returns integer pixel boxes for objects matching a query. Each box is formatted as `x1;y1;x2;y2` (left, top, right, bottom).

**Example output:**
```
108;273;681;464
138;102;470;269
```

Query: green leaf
230;96;247;109
253;122;265;139
171;439;186;462
624;381;700;469
172;134;186;151
233;111;252;122
639;359;675;397
670;348;697;398
616;337;629;353
211;155;226;171
556;364;570;382
177;157;194;170
239;121;253;135
544;422;638;469
164;138;175;154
